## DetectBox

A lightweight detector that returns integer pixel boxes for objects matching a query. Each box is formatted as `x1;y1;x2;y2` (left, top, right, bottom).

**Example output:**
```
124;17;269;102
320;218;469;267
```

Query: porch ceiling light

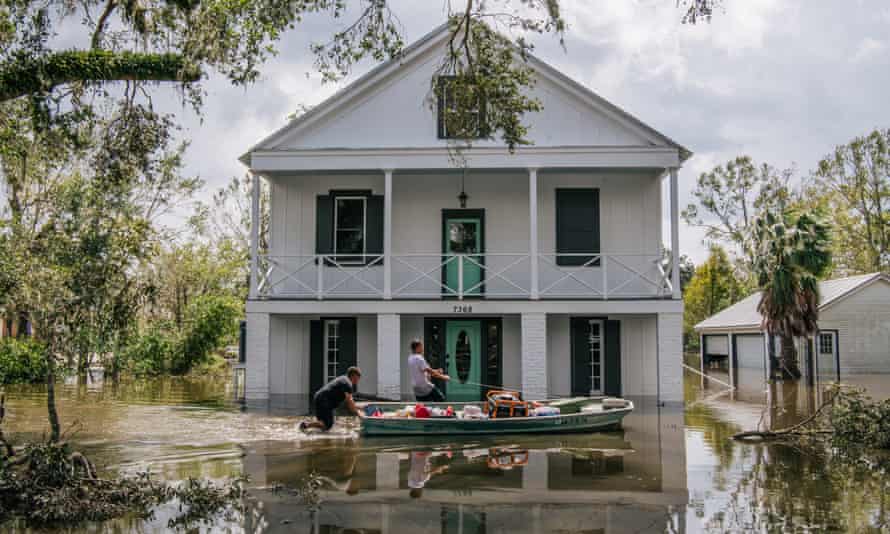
459;168;469;208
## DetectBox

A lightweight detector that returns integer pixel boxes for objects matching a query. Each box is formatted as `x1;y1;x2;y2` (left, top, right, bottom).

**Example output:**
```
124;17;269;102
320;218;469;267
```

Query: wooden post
383;169;393;300
249;172;260;299
528;168;539;300
670;168;681;300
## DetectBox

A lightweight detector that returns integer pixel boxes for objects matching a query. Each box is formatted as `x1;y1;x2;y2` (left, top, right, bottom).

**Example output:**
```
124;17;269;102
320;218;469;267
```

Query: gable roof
695;273;890;332
240;23;690;163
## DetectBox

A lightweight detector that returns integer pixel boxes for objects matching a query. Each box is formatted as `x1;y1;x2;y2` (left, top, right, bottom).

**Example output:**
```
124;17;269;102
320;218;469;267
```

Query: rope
682;363;734;389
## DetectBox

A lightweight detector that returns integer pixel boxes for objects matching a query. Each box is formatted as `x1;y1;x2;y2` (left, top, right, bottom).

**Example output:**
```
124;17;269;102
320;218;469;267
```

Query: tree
813;129;890;274
750;208;832;379
683;156;795;275
683;245;747;349
0;1;719;150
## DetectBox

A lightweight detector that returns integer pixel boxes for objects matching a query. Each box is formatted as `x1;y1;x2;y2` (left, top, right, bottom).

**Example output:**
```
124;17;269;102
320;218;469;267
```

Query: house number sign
452;305;473;313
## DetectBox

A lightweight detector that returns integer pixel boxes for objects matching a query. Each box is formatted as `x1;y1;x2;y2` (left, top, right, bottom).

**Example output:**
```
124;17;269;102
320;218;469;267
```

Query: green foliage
683;246;747;348
121;324;176;377
0;439;246;527
750;207;832;377
0;338;47;384
828;387;890;450
812;128;890;275
0;50;197;102
683;156;795;275
171;296;241;375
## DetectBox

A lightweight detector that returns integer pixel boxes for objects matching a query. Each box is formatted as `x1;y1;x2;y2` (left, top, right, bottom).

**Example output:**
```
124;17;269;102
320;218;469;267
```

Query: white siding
271;45;651;151
819;279;890;375
620;316;658;398
547;315;571;396
357;316;378;394
502;316;522;390
265;169;662;298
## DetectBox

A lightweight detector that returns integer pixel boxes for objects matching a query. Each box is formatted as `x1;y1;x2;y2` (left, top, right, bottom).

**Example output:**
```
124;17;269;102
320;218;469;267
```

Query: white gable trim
819;273;890;312
249;145;681;172
241;24;689;165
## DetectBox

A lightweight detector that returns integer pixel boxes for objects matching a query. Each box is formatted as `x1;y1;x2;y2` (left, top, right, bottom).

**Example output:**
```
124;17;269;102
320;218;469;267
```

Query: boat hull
358;400;633;436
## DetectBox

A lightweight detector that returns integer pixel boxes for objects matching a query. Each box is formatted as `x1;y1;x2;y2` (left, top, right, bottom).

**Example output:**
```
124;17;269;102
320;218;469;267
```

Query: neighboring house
0;311;31;339
239;25;691;407
695;273;890;390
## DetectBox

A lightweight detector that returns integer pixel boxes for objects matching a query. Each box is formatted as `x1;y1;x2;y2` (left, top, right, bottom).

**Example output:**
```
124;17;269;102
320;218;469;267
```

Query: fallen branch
732;390;838;442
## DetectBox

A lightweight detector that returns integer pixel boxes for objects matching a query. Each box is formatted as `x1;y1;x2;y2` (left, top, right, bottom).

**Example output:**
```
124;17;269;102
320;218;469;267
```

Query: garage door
735;334;767;388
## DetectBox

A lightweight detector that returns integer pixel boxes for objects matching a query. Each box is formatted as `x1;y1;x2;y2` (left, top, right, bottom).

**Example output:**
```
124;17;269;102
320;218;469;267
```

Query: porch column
521;313;548;400
245;312;270;400
657;312;683;403
249;172;260;299
377;314;401;400
669;167;681;299
528;168;539;300
383;169;394;300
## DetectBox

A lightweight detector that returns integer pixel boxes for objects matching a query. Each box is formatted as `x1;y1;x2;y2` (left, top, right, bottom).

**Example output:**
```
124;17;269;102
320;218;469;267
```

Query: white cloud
852;37;887;63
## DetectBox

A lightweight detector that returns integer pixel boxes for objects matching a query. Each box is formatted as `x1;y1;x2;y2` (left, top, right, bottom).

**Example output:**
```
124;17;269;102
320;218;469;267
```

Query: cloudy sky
160;0;890;263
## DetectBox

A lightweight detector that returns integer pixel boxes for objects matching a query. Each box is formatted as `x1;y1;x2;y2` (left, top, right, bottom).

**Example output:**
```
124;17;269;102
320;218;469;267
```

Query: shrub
121;325;176;376
170;296;241;375
828;386;890;450
0;338;48;384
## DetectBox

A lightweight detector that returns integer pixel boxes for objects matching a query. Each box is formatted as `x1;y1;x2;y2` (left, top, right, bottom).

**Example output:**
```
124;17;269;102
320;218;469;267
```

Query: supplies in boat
487;390;531;418
531;406;560;417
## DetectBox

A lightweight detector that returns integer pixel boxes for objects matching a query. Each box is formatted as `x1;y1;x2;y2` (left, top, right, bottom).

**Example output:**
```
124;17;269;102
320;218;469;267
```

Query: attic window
436;76;486;139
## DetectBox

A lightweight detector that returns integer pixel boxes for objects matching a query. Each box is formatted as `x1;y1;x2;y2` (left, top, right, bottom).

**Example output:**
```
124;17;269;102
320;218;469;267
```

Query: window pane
336;230;364;255
336;198;364;229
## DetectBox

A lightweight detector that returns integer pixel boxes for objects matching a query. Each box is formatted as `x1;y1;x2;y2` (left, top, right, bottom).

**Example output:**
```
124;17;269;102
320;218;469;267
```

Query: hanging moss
0;50;201;101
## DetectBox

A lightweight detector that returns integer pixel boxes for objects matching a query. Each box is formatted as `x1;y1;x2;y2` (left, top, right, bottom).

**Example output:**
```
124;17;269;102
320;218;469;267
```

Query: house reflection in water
239;400;687;533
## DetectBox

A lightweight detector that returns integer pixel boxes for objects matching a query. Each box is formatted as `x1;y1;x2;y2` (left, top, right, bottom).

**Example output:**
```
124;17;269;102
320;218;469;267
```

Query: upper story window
334;196;366;262
555;188;601;267
437;76;486;139
316;190;383;266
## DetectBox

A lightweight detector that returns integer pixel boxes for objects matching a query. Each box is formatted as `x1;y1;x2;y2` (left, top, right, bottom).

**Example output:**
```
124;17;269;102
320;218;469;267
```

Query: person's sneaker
298;421;308;432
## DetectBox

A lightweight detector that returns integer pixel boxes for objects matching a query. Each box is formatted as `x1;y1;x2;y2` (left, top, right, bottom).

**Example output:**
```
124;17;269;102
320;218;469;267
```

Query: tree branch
0;50;200;102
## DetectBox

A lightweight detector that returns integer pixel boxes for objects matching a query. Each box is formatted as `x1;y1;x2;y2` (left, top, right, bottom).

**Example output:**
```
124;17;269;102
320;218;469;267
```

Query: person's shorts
314;399;335;430
415;386;445;403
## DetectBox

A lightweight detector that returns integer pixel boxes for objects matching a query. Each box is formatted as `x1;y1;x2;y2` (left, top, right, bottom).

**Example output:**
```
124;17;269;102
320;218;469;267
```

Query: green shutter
316;195;333;255
424;318;447;396
366;195;384;264
310;320;324;396
482;319;502;396
605;320;621;396
338;318;357;375
570;317;592;396
556;189;600;266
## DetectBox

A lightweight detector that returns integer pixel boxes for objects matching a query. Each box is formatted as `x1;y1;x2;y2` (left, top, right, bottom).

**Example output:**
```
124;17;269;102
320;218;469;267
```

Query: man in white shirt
407;339;449;402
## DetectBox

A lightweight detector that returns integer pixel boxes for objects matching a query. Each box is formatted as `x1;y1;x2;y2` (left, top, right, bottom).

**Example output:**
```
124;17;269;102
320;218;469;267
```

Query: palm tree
750;208;831;379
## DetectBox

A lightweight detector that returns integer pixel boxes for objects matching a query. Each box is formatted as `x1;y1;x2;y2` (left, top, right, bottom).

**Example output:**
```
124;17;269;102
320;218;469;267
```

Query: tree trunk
778;332;802;380
46;352;61;442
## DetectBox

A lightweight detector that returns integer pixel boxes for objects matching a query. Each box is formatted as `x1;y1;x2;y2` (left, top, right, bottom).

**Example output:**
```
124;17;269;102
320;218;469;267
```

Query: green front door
446;321;482;401
443;212;483;296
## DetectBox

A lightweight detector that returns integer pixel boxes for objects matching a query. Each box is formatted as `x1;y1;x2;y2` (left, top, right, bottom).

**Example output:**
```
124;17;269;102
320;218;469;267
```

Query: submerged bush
0;440;246;528
170;295;240;375
122;296;241;376
0;338;48;384
829;387;890;450
122;324;176;376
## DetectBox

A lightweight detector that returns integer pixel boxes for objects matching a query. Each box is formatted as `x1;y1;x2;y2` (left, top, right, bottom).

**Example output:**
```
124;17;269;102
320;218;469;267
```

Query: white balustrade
257;253;672;300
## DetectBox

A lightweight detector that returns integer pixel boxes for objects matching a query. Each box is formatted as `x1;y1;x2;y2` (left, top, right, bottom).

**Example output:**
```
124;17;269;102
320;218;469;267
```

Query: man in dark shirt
300;366;362;432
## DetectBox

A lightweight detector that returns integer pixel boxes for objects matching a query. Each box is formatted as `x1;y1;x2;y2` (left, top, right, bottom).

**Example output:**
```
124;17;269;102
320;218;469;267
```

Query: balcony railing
256;253;672;300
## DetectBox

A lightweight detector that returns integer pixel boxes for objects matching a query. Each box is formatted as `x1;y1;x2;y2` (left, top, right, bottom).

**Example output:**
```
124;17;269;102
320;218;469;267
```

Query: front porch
243;308;684;406
248;165;684;303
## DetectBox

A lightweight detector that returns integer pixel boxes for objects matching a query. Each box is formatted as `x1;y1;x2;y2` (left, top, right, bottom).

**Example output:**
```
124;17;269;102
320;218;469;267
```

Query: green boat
357;397;634;436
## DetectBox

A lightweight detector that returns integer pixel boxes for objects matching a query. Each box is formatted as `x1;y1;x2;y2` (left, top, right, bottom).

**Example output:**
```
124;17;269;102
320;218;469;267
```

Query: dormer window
436;76;486;139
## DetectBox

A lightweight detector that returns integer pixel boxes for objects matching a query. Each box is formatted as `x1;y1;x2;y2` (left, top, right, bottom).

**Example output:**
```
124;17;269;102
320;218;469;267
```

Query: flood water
3;373;890;533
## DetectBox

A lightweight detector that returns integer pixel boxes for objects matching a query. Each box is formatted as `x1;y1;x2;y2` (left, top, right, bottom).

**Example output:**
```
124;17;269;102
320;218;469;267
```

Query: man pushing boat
300;366;362;432
407;340;450;402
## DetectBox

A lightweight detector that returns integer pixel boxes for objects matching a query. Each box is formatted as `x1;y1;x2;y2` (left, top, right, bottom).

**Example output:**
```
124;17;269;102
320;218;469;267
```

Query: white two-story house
240;25;690;408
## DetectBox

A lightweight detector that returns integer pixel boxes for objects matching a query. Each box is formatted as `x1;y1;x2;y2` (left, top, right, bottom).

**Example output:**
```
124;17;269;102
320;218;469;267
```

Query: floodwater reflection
2;375;890;532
